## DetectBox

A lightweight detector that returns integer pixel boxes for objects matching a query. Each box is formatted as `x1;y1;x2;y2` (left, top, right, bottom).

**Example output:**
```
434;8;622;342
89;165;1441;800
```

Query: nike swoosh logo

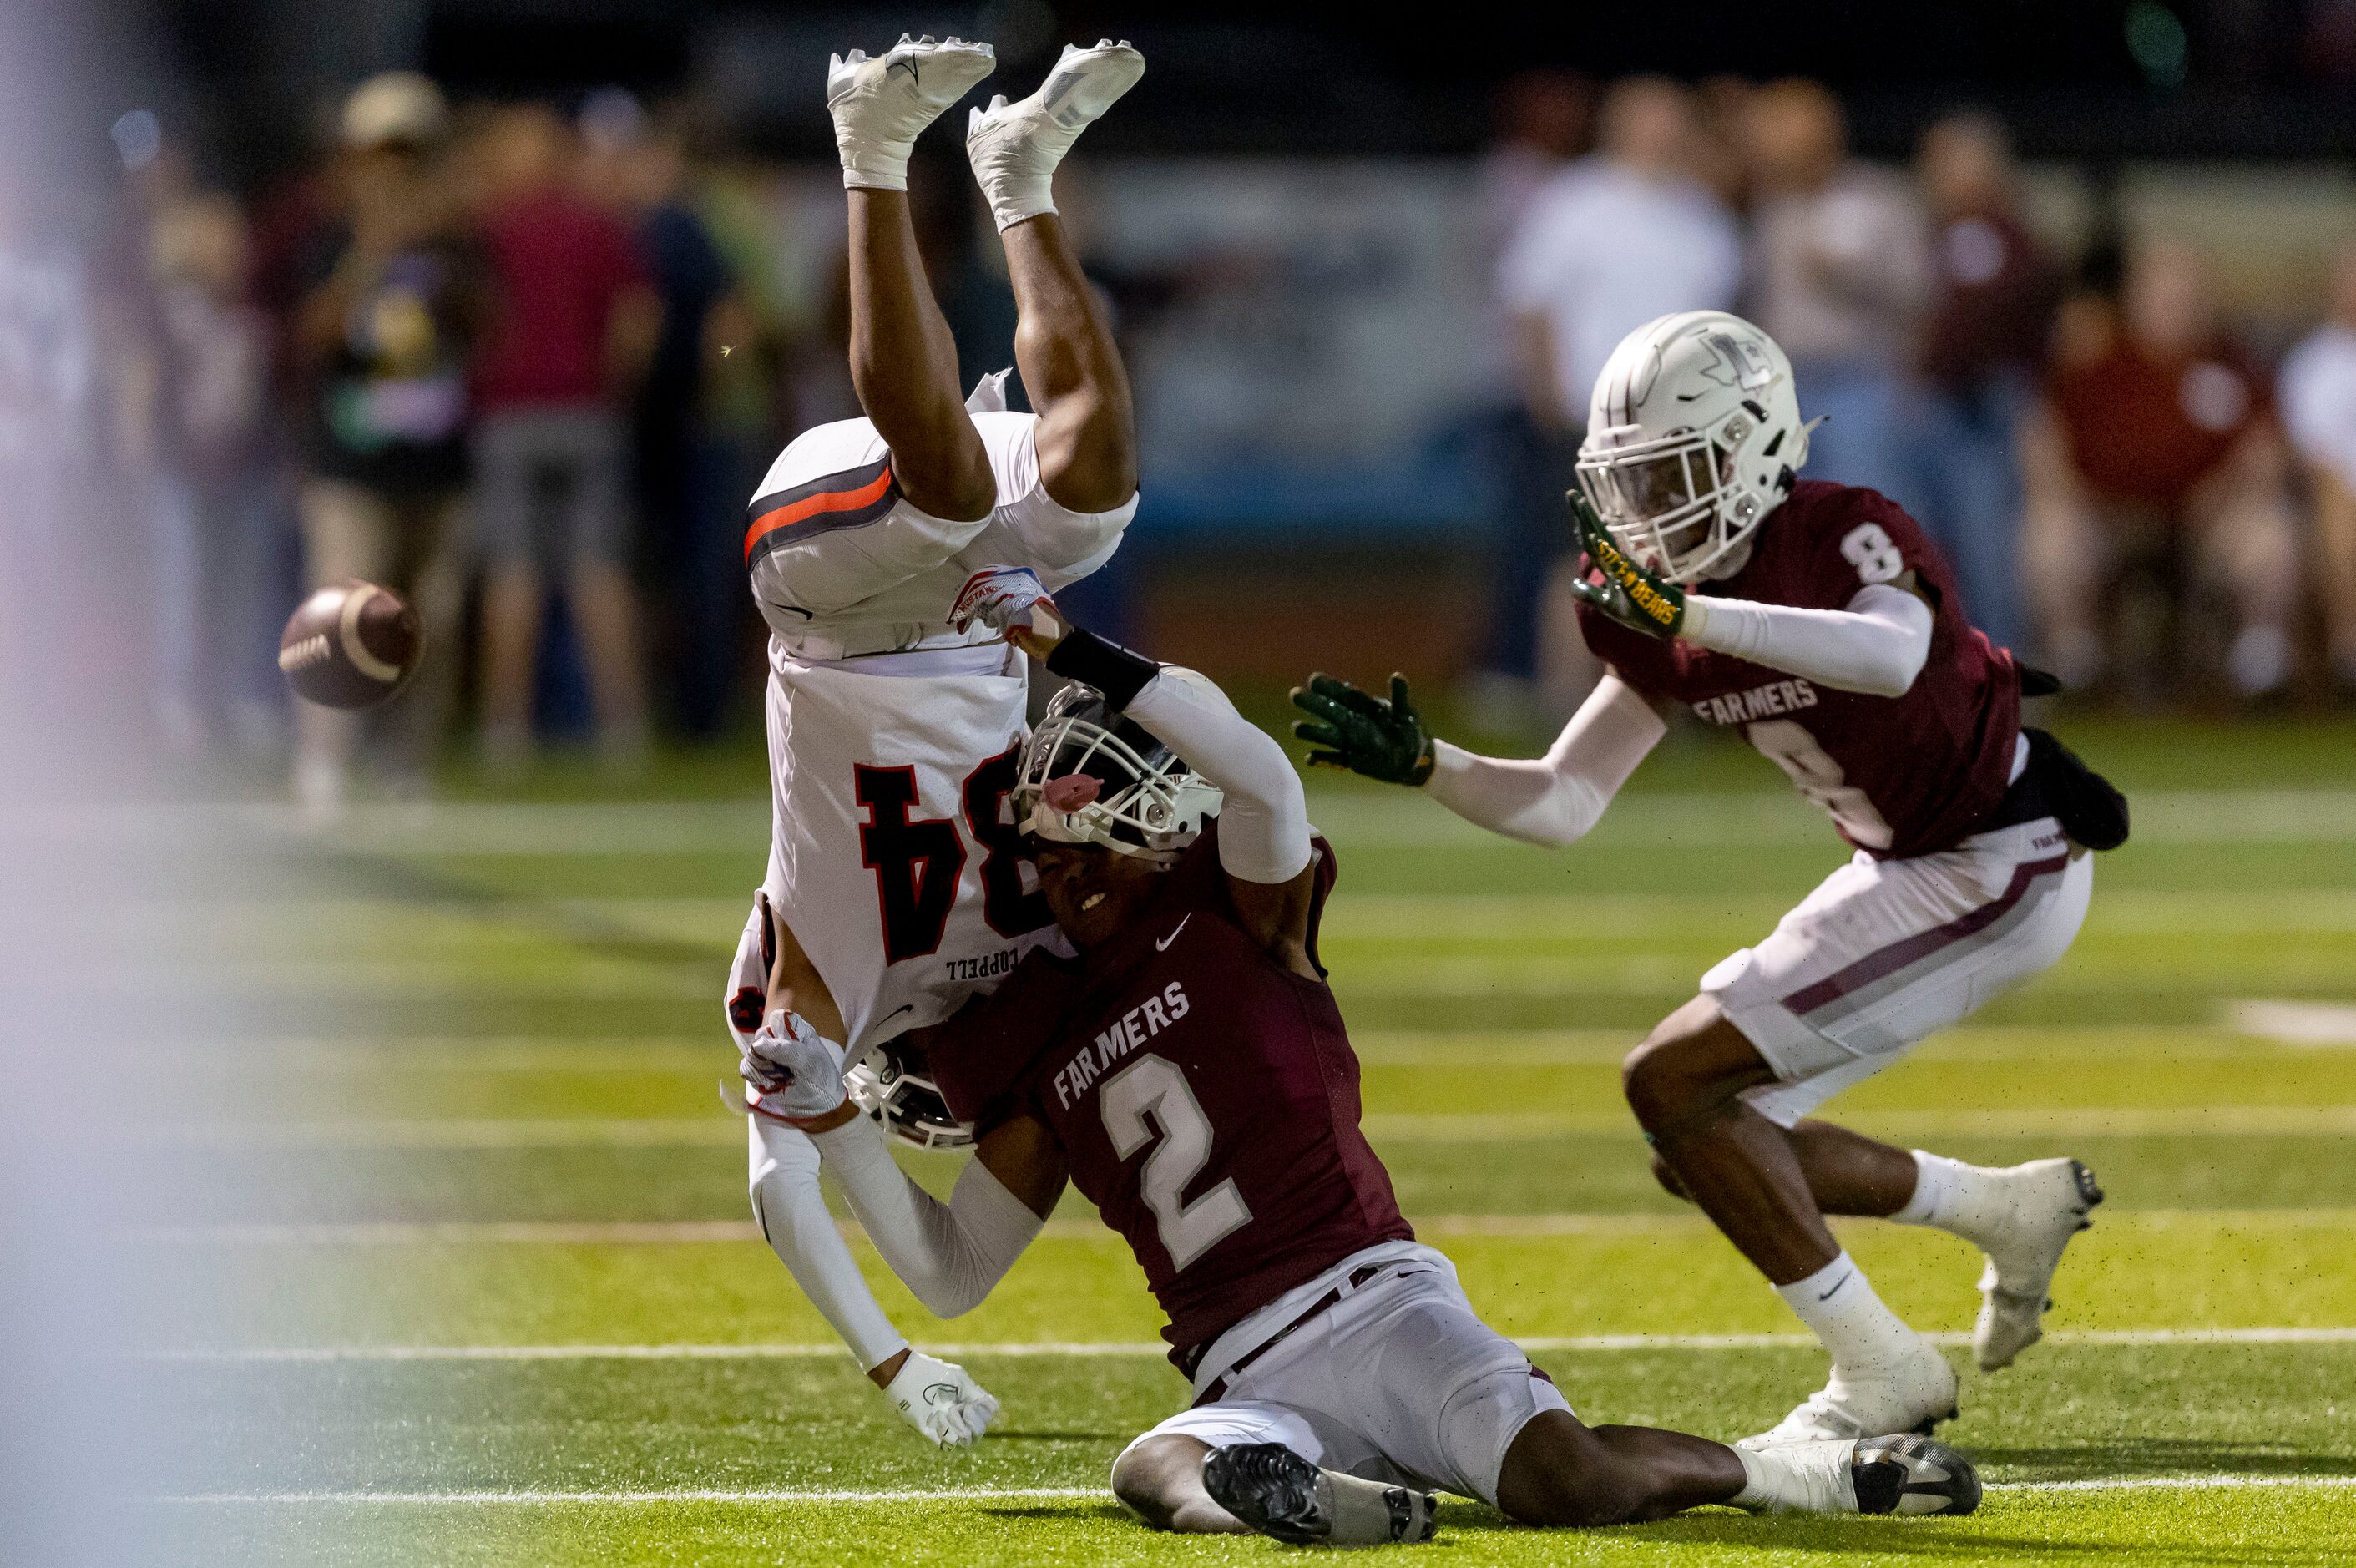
1818;1273;1852;1303
877;1004;913;1027
1155;915;1190;952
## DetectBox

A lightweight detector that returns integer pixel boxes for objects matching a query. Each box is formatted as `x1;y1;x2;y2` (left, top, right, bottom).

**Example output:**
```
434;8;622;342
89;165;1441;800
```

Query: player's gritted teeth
1033;842;1163;948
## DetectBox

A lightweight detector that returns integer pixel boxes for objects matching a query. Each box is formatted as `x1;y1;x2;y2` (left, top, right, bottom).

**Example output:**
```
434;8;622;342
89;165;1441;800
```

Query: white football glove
949;564;1059;637
741;1009;848;1123
882;1349;1002;1446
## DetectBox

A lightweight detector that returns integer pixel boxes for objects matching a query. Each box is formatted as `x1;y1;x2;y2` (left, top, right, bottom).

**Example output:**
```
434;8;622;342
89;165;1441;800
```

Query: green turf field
154;717;2356;1563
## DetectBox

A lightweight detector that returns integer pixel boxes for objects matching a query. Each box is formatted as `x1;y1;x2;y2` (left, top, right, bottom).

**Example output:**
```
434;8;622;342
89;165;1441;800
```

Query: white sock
1732;1441;1857;1514
1890;1149;2008;1251
1775;1252;1919;1372
1320;1468;1429;1545
966;97;1062;230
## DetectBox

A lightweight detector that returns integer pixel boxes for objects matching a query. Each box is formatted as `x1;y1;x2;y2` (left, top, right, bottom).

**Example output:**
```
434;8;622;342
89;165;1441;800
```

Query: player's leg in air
965;41;1144;520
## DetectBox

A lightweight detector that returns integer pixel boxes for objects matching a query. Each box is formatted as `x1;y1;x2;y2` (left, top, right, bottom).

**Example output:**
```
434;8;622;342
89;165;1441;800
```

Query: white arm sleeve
1424;674;1666;847
748;1118;909;1370
1122;665;1313;884
811;1115;1044;1319
1679;583;1934;698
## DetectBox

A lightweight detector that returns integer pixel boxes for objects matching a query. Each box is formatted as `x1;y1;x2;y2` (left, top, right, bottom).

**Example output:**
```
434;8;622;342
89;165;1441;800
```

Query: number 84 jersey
1578;480;2024;861
728;642;1053;1055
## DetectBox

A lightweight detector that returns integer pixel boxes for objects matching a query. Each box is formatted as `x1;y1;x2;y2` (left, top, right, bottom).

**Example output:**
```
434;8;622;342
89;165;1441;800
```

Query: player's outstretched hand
741;1009;849;1125
1289;672;1435;786
883;1350;1002;1446
1567;491;1686;638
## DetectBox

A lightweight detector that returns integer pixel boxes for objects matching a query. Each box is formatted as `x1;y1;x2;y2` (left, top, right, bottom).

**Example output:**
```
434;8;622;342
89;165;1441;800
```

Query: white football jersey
728;643;1053;1054
726;402;1138;1053
744;407;1135;662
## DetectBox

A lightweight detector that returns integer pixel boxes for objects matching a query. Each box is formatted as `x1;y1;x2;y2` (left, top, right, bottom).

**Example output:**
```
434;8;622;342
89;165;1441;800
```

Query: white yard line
153;1103;2356;1150
2231;999;2356;1047
144;1206;2356;1247
153;1474;2356;1505
138;1207;2356;1247
147;1326;2356;1363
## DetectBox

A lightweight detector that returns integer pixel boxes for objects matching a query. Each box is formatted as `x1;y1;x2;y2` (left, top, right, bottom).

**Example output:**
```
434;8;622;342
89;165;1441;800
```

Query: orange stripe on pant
741;468;897;563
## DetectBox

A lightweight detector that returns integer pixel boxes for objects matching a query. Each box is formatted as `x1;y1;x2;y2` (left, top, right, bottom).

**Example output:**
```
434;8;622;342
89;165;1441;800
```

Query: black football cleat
1851;1434;1983;1516
1202;1443;1438;1546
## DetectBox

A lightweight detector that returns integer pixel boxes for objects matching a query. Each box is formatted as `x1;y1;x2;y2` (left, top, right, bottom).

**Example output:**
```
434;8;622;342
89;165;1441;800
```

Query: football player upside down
720;33;1146;1445
738;580;1985;1545
1294;310;2127;1448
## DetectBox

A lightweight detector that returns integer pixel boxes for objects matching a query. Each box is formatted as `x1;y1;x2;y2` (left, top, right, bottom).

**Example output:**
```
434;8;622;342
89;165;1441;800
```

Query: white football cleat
1740;1336;1959;1448
827;34;997;191
1735;1433;1981;1516
1201;1444;1438;1546
966;38;1145;230
1974;1157;2103;1371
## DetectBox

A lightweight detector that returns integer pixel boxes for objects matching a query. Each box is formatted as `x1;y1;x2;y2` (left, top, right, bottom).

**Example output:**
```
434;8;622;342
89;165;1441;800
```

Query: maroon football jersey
1580;481;2020;859
928;824;1413;1364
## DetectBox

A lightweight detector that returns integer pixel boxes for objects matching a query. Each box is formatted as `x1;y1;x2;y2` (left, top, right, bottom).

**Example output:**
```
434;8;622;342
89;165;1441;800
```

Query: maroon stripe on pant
1780;854;2071;1018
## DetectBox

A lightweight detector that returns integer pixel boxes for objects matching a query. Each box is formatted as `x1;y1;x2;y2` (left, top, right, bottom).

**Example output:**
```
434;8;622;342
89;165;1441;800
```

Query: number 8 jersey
1577;481;2023;860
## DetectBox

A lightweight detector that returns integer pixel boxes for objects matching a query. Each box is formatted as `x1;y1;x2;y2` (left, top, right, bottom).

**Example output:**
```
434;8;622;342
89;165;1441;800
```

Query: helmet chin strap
1687;533;1757;584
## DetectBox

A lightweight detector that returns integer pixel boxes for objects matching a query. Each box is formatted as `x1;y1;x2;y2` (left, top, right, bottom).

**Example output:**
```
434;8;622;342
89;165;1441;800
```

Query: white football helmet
1016;682;1221;862
1576;310;1815;584
844;1038;971;1151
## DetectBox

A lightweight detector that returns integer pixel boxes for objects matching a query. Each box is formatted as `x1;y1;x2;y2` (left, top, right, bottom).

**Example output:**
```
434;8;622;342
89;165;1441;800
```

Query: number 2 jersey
926;824;1416;1367
1579;480;2022;860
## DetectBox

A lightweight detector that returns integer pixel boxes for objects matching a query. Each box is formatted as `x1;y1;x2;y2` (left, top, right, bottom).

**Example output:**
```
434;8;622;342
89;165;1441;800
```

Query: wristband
1044;626;1159;711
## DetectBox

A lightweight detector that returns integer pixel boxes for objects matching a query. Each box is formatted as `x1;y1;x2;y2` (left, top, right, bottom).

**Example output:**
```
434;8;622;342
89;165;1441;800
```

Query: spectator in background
291;73;485;814
1502;79;1742;440
2278;245;2356;696
469;102;659;776
1485;77;1739;718
148;190;281;756
1743;79;1930;503
2025;240;2298;703
598;101;746;740
1463;68;1590;726
1909;112;2063;654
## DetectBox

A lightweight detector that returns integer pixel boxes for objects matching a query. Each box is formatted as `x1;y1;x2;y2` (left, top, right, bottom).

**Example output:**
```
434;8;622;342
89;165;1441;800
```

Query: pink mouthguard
1043;774;1100;812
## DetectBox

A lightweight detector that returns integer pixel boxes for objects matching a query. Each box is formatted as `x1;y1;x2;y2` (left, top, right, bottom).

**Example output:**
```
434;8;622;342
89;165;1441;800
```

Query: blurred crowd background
6;1;2356;812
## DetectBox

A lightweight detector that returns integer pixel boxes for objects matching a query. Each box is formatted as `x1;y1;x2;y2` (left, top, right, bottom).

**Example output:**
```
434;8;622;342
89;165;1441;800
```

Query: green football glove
1567;492;1685;638
1289;672;1436;786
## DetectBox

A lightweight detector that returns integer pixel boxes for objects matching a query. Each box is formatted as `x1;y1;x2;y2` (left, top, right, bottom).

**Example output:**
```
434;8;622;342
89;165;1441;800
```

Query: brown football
278;580;423;709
